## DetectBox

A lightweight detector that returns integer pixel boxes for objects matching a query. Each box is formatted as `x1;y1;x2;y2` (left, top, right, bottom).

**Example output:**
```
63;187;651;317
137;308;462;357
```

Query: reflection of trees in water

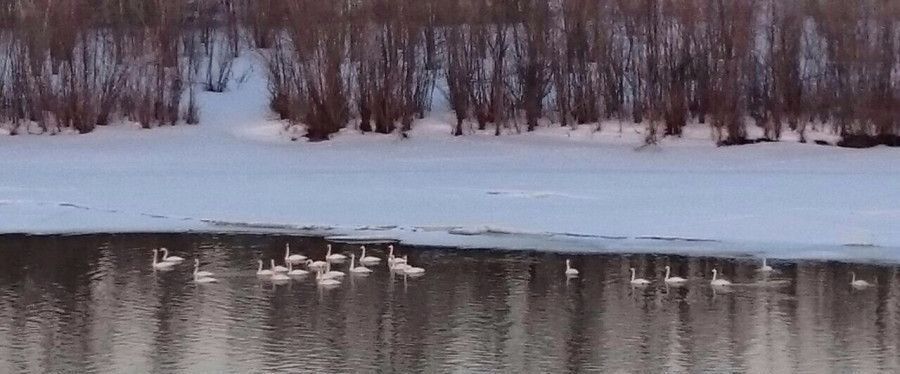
0;234;898;372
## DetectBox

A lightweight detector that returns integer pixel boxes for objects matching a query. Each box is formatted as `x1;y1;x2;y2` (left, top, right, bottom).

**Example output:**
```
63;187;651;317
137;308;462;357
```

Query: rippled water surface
1;234;899;373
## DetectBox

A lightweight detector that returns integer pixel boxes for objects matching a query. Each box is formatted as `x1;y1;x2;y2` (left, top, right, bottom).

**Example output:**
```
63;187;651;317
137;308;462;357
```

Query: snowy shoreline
2;57;898;264
2;222;898;266
2;199;899;265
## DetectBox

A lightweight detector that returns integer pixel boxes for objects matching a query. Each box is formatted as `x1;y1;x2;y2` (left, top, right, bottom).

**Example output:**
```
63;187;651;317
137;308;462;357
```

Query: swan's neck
851;272;856;282
258;261;263;271
285;246;290;257
194;263;199;275
712;271;718;281
763;258;767;267
351;255;356;269
270;260;276;269
665;267;671;280
630;269;636;281
389;246;394;257
327;245;332;256
565;260;570;270
152;252;158;265
161;248;168;258
361;247;366;257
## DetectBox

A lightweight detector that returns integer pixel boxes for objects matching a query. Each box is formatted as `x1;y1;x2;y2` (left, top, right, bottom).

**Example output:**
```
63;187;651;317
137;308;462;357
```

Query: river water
0;233;898;373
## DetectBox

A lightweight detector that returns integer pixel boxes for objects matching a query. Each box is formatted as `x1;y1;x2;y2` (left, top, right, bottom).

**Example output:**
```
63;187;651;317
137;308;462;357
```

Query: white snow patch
1;55;899;264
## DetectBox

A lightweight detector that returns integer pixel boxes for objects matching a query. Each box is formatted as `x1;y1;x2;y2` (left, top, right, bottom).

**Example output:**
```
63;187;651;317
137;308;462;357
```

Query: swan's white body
256;260;274;276
350;254;373;274
758;257;774;272
400;256;425;275
271;273;291;282
285;244;307;264
271;259;289;273
404;266;425;276
152;249;175;270
316;270;341;286
564;259;579;276
359;246;381;265
323;262;345;279
664;266;687;284
287;262;309;276
193;259;214;278
388;245;406;265
325;244;347;262
194;272;218;283
630;268;651;285
850;272;873;288
710;269;732;286
389;262;410;272
160;248;184;263
307;259;327;270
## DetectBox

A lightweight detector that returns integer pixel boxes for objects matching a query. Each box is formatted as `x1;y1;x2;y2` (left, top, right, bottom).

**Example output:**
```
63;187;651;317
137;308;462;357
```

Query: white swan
389;255;413;273
758;257;774;272
630;268;651;285
152;249;175;270
307;258;327;270
388;245;406;265
160;248;184;263
271;259;289;273
359;246;381;265
350;254;373;274
323;261;346;279
664;266;687;284
316;269;341;286
194;272;218;283
325;244;347;262
193;259;214;277
256;260;274;276
402;256;425;276
850;272;873;288
389;260;410;273
271;272;291;282
285;243;307;264
564;259;579;277
710;269;732;286
287;262;309;276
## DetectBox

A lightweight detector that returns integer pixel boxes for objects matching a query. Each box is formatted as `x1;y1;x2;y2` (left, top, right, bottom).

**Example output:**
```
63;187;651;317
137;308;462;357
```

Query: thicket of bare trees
1;0;898;147
0;0;243;134
252;0;899;145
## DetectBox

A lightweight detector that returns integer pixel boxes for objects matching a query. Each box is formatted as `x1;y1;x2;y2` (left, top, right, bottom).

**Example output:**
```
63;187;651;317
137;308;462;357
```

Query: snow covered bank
1;57;899;263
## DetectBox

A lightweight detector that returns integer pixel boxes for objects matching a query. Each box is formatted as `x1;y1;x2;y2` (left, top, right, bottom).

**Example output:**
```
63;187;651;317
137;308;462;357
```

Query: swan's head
258;259;263;265
665;265;670;270
195;258;200;265
351;253;356;260
712;269;718;275
630;267;635;272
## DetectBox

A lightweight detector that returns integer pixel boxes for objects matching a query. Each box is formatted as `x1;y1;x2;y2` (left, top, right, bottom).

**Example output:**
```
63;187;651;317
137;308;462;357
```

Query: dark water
0;234;899;373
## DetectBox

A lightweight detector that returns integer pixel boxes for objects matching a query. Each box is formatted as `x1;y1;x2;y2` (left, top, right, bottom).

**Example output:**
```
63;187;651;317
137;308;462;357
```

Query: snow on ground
1;56;899;264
